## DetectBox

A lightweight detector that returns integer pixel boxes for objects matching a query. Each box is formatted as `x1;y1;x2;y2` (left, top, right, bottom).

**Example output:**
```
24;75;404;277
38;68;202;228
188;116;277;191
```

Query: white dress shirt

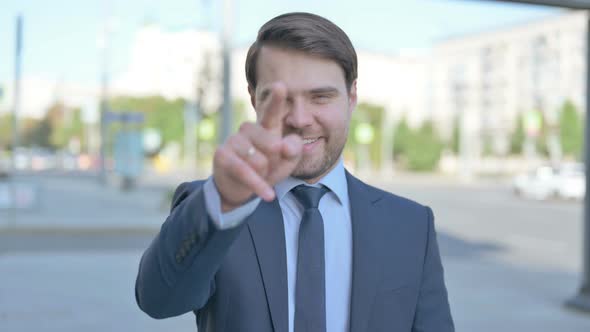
203;159;352;332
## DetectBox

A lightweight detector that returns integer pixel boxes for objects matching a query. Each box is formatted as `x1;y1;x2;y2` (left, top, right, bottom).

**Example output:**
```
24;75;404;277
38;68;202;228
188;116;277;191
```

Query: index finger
258;82;288;135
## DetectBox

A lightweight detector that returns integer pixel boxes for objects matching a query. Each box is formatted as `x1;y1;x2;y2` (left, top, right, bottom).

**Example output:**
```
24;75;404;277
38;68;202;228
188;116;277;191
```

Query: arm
412;207;455;332
135;83;302;319
135;180;257;319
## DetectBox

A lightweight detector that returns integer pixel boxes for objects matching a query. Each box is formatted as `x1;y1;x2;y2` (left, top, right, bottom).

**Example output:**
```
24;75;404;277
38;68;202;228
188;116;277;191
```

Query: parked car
556;163;585;200
513;163;586;201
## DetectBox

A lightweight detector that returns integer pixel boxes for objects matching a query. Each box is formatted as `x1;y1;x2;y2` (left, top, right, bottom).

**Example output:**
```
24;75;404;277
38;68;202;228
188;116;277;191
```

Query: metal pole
12;14;23;173
566;11;590;313
219;0;233;144
184;102;198;170
98;2;110;184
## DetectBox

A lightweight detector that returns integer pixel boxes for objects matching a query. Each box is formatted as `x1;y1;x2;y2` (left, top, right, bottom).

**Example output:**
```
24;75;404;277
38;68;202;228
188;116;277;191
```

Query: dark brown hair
245;12;358;92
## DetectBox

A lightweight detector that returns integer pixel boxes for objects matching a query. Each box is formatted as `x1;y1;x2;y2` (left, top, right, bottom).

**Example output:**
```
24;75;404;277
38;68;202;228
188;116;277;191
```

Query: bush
393;119;444;172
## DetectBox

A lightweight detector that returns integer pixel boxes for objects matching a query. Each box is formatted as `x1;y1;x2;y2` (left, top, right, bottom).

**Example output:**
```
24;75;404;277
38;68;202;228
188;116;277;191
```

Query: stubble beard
291;135;347;182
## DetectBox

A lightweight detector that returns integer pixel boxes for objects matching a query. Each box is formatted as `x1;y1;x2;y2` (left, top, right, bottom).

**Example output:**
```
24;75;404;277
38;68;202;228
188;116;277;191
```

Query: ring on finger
246;146;256;158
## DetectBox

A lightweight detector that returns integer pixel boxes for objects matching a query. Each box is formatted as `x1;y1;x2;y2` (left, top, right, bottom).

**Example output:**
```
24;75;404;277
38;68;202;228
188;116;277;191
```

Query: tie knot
291;185;330;210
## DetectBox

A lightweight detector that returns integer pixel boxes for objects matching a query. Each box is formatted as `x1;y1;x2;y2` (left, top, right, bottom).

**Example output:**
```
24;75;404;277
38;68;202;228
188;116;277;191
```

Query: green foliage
450;116;460;154
559;100;583;159
536;130;550;157
346;102;384;169
110;96;185;146
51;107;85;150
231;99;248;135
482;135;494;157
20;102;86;151
509;113;525;155
0;114;13;149
393;117;411;158
390;118;444;171
404;121;445;171
23;117;51;149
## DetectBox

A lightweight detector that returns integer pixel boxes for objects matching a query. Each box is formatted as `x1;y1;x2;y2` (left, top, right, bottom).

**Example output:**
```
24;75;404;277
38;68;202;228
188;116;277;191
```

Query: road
0;173;588;331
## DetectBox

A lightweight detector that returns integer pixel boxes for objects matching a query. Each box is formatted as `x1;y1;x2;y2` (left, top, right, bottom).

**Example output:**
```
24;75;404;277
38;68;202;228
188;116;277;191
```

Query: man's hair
245;12;358;92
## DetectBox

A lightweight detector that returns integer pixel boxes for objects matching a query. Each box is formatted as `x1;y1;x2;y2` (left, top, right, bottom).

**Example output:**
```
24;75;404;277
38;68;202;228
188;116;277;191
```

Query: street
0;172;589;331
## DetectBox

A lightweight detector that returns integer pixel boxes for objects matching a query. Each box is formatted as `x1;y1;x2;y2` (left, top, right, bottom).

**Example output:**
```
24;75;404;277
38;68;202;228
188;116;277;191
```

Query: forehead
255;46;346;92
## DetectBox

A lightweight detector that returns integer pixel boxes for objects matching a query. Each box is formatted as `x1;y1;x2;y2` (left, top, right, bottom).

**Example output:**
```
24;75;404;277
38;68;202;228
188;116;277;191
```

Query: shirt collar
274;158;347;205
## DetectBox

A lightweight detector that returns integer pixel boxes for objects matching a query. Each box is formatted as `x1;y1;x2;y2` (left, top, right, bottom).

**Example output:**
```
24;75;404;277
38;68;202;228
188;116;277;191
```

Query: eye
312;94;332;104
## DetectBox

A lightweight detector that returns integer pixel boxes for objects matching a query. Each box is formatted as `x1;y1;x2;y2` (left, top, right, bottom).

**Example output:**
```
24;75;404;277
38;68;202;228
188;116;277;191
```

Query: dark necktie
291;184;330;332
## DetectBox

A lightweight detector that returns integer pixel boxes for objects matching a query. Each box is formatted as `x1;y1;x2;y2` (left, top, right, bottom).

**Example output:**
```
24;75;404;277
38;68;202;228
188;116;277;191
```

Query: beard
291;134;347;182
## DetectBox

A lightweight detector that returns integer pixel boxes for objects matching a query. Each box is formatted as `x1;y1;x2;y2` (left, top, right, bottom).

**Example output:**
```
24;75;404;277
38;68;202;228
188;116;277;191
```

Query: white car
556;163;585;200
513;166;558;200
513;163;586;201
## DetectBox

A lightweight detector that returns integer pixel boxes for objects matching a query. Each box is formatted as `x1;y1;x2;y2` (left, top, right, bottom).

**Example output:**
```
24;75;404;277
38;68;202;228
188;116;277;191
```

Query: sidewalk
1;237;589;331
0;174;170;232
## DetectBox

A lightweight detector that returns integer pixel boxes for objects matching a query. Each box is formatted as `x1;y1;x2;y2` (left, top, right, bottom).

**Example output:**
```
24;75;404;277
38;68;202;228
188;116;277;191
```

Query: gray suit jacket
135;171;454;331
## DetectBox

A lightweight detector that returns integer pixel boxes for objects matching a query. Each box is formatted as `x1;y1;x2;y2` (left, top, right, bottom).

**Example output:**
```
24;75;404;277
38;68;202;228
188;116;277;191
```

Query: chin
292;157;334;182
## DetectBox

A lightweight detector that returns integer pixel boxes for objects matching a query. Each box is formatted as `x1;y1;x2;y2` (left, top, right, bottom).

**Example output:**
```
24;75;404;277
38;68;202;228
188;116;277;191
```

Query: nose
284;98;313;130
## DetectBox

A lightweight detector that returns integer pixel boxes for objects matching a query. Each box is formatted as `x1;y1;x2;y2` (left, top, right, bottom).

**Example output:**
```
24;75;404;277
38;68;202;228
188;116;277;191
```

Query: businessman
135;12;454;332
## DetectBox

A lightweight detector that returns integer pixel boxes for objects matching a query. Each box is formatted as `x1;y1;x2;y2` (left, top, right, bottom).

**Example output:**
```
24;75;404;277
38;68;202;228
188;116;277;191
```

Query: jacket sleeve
412;206;455;332
135;181;247;319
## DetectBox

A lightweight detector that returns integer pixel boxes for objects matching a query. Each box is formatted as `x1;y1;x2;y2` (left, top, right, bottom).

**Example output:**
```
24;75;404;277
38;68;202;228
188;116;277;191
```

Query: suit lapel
247;199;288;332
346;171;384;332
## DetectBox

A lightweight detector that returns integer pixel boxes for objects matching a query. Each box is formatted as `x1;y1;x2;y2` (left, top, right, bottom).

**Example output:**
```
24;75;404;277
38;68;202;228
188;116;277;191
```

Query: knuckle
257;156;269;172
239;122;254;133
233;162;251;180
226;135;239;147
214;148;231;168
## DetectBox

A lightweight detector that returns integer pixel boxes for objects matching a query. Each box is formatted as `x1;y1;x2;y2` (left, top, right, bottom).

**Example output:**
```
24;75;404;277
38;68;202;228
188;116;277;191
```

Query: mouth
303;137;320;145
301;136;323;153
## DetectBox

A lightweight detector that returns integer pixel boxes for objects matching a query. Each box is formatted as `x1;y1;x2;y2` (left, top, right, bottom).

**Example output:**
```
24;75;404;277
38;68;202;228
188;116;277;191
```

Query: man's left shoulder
356;178;433;226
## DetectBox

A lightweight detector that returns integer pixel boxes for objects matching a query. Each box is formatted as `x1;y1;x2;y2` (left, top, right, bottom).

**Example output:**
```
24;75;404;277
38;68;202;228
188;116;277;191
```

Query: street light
219;0;234;145
12;14;23;175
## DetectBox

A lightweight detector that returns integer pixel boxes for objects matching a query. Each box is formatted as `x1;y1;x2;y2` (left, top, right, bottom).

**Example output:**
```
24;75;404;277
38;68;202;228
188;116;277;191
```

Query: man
135;12;454;332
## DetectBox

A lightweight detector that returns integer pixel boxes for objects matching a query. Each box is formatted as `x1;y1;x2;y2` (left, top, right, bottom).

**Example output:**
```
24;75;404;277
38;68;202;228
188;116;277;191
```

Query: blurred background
1;0;590;331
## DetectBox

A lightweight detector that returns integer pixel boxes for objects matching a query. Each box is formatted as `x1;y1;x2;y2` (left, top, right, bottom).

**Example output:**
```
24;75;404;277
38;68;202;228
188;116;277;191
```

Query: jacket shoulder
356;178;432;226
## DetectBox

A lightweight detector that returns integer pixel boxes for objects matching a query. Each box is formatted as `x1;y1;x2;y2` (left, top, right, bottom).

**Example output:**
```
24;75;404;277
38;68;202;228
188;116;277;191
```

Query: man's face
250;46;357;183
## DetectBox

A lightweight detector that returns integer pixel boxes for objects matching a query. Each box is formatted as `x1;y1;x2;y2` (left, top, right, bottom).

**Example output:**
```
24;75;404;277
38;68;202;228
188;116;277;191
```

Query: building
431;10;587;161
83;10;590;172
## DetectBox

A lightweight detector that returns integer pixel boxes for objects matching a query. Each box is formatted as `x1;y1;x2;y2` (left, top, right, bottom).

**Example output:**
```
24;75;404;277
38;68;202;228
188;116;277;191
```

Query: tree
346;102;385;169
450;116;460;155
509;113;525;155
0;114;13;149
23;117;51;149
51;106;85;151
393;117;411;159
559;100;583;160
19;102;86;151
109;96;185;146
404;121;445;171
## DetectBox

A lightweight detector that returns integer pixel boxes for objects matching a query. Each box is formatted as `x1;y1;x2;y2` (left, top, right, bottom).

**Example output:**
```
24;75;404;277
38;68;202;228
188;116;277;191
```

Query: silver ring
246;146;256;157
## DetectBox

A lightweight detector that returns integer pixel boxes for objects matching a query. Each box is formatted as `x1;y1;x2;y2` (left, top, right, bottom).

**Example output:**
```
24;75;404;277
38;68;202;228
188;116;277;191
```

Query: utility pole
219;0;233;144
98;1;111;184
184;102;198;170
12;14;23;174
566;10;590;313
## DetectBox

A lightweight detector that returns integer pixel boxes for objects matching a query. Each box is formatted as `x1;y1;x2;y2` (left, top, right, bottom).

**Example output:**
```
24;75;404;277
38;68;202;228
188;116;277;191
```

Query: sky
0;0;561;95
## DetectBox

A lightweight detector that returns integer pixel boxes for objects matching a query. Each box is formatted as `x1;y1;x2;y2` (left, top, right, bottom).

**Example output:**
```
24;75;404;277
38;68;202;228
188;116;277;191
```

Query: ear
348;80;358;112
248;85;257;109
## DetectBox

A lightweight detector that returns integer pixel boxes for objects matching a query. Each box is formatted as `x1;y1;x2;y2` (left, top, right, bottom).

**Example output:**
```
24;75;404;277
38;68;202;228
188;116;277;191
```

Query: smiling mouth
303;137;321;144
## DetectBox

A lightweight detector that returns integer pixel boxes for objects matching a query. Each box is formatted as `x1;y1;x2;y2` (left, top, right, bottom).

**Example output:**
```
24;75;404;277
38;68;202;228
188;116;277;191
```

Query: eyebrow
307;87;340;95
258;86;340;100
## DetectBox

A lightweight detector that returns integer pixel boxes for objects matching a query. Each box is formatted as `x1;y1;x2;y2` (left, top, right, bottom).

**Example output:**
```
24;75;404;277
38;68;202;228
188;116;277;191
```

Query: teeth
303;138;319;144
